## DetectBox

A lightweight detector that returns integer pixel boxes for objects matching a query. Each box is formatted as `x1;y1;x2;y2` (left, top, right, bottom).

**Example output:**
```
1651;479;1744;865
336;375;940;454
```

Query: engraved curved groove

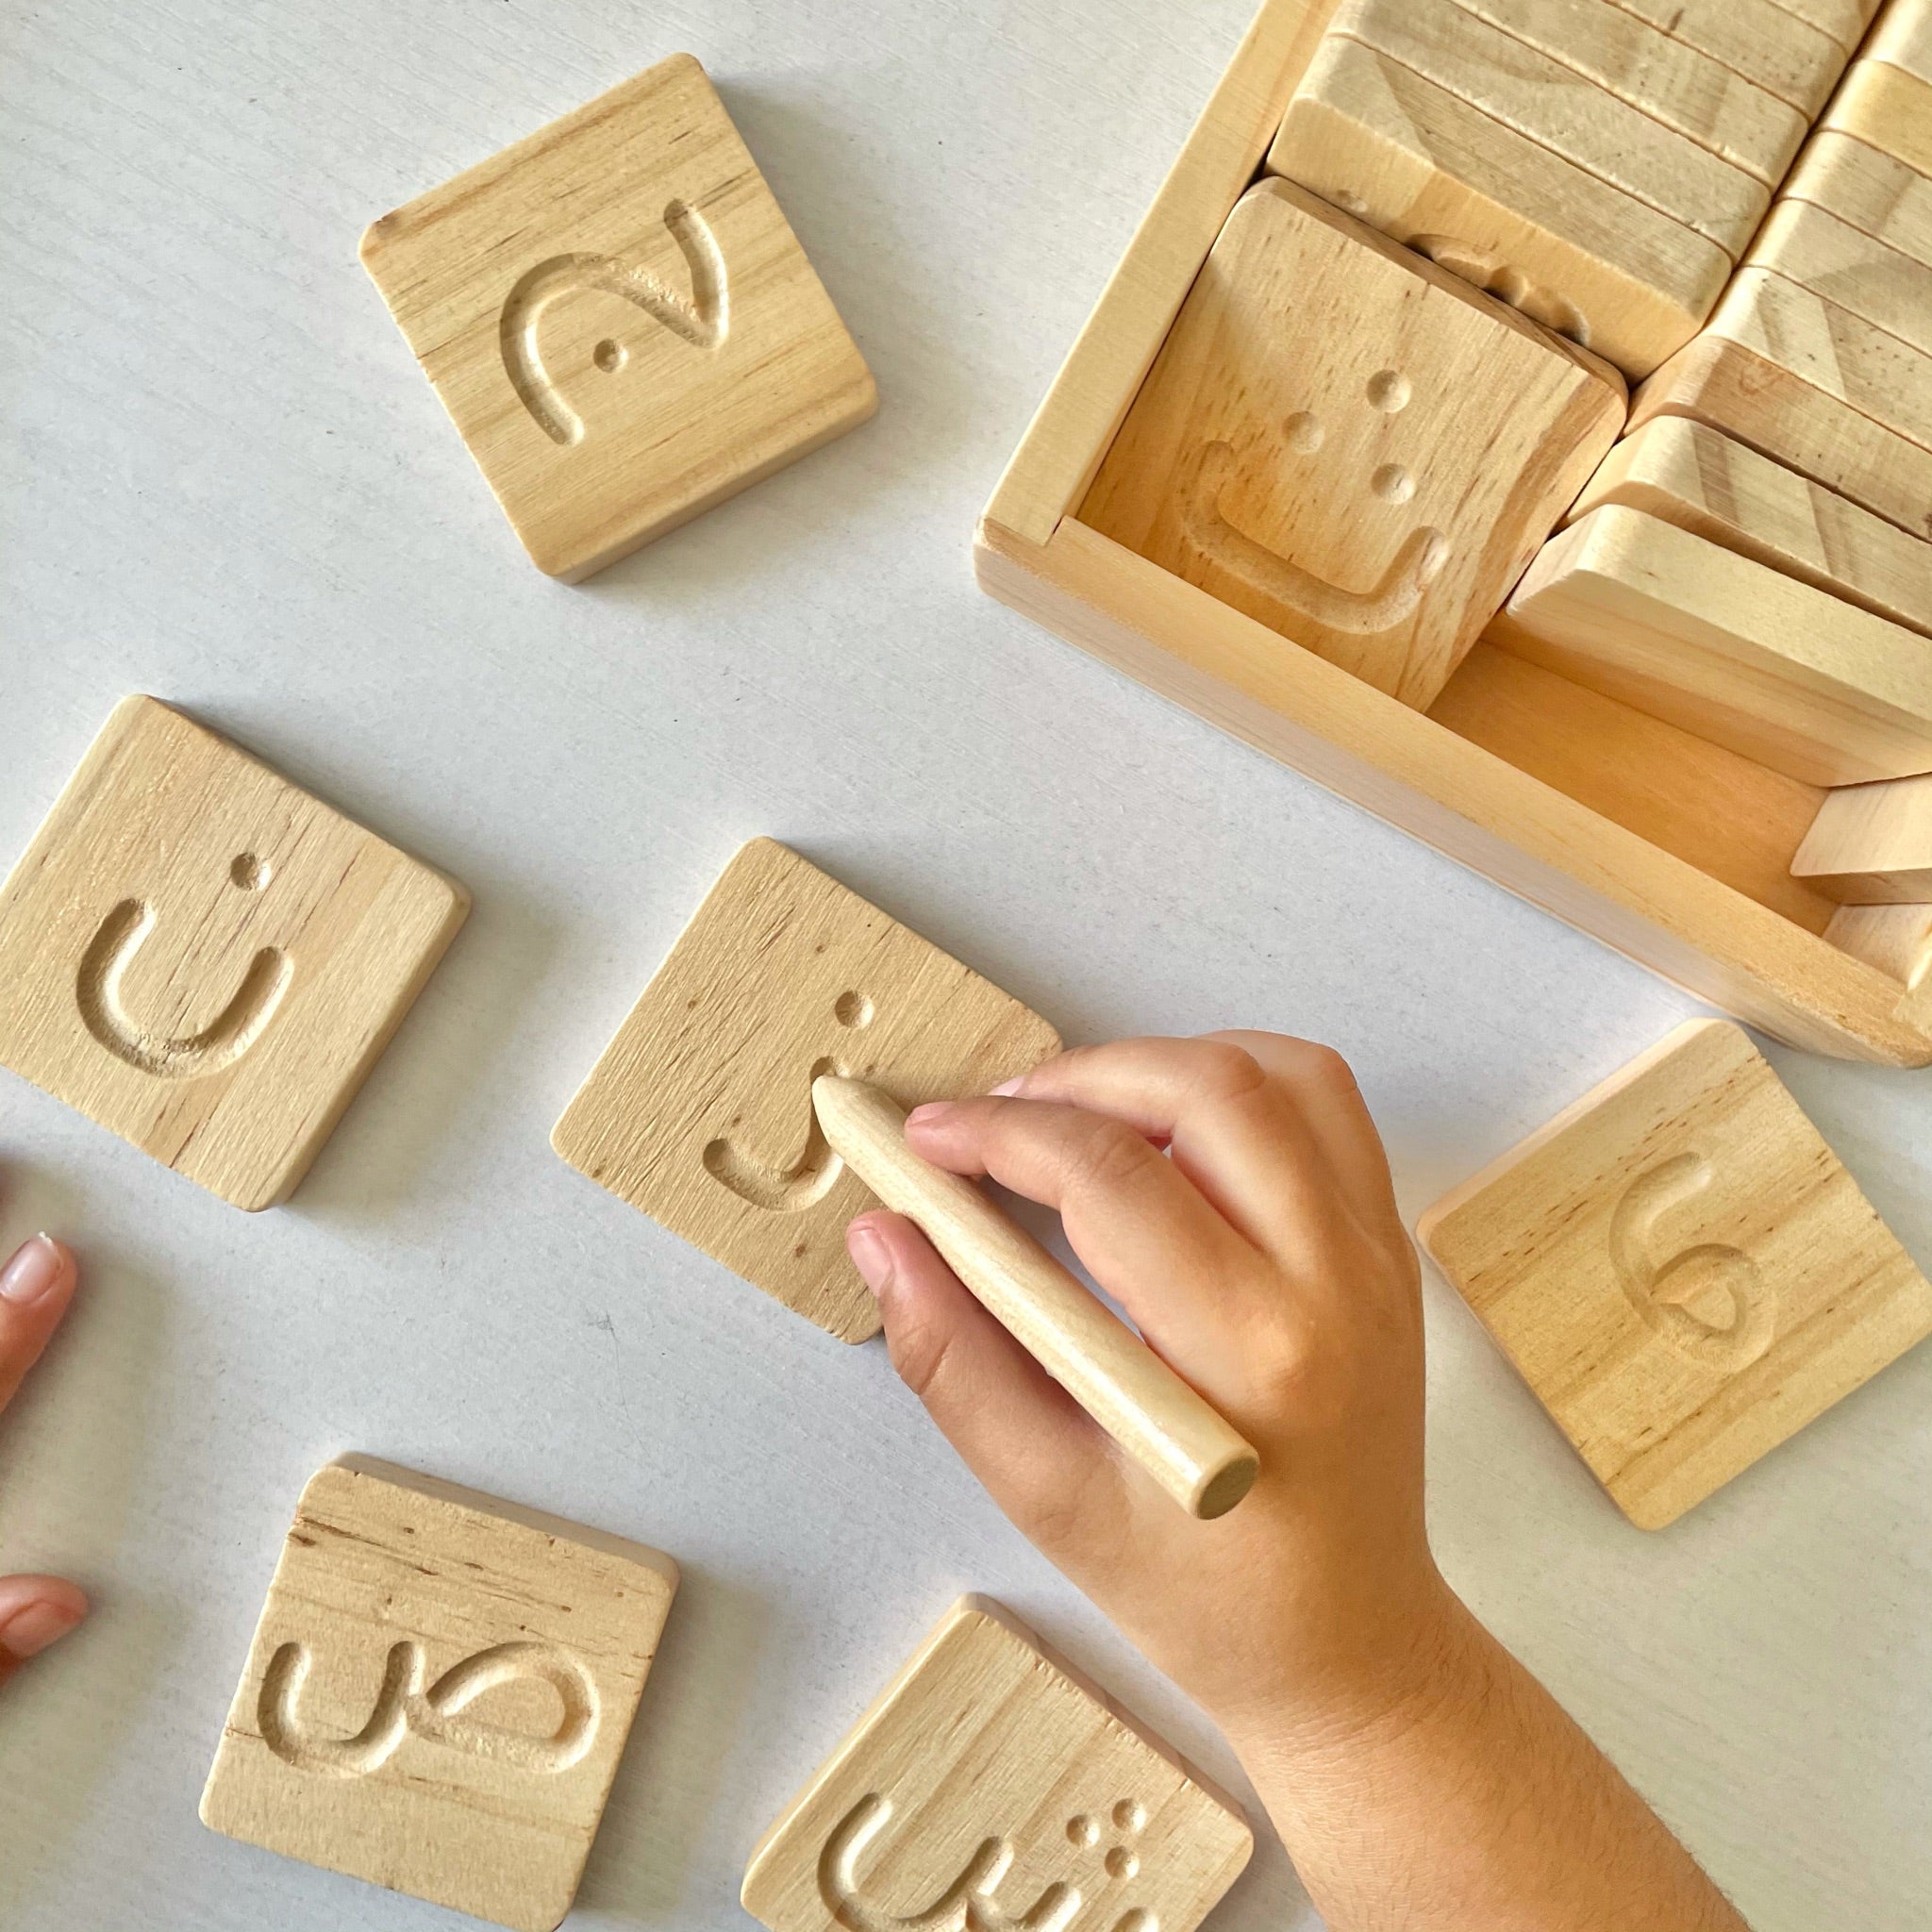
1108;1915;1157;1932
258;1638;598;1778
1182;441;1449;636
259;1639;419;1778
1408;234;1588;344
501;199;729;444
76;897;291;1080
704;1056;849;1212
1608;1153;1775;1374
820;1792;1082;1932
412;1640;600;1774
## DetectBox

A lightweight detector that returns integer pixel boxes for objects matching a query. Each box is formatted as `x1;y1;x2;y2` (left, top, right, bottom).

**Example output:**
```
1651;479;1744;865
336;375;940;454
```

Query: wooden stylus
812;1074;1260;1520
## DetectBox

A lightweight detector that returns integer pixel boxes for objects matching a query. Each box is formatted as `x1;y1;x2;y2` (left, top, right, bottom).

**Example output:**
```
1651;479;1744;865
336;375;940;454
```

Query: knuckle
1187;1041;1269;1103
1064;1117;1161;1195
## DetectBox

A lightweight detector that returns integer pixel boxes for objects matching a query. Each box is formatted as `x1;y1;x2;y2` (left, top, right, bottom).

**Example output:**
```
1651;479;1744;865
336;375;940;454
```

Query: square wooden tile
1082;177;1624;710
741;1596;1252;1932
0;697;468;1209
200;1457;678;1932
1418;1019;1932;1528
360;53;876;580
551;839;1059;1342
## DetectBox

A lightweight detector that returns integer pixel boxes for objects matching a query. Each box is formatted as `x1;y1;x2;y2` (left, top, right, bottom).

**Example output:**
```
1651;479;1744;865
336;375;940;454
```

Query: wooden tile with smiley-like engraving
360;53;876;580
1081;177;1624;711
0;696;468;1209
1418;1019;1932;1528
200;1457;679;1932
741;1595;1253;1932
550;839;1060;1342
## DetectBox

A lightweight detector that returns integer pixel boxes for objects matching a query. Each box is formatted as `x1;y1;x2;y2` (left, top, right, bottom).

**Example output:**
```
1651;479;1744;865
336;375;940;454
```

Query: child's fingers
1202;1032;1407;1242
849;1212;1131;1558
0;1236;78;1415
0;1574;88;1690
902;1097;1281;1379
991;1037;1356;1257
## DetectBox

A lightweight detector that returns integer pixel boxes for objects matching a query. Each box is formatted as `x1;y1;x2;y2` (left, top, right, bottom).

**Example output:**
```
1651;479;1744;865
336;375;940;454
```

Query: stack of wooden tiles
1497;0;1932;997
1268;0;1872;376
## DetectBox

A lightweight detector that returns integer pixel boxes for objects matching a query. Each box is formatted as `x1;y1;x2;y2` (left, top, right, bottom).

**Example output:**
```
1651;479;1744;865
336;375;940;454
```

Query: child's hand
847;1033;1749;1932
846;1031;1445;1745
0;1225;89;1690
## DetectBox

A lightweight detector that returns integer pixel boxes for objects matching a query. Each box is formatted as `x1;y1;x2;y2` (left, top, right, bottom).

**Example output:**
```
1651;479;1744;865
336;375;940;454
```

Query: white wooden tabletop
2;4;1928;1927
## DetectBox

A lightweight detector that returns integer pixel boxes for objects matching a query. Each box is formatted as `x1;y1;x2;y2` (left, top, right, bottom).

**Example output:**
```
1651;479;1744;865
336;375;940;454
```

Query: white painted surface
0;4;1927;1927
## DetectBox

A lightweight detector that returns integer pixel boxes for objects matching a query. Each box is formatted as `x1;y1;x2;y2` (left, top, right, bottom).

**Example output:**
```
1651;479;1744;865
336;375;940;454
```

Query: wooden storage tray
974;0;1932;1065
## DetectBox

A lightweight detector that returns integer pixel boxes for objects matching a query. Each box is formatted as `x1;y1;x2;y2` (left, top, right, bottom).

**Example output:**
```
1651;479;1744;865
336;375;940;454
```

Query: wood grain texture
1746;199;1932;370
550;839;1059;1342
1773;0;1885;51
1331;0;1772;255
1703;266;1932;455
1417;1018;1932;1528
1430;641;1840;930
741;1596;1253;1932
1828;898;1932;991
1444;0;1808;183
982;0;1343;544
1499;505;1932;785
200;1458;678;1932
0;696;467;1210
1793;773;1932;898
1266;35;1731;376
1628;331;1932;540
1821;55;1932;175
360;53;874;581
1869;0;1932;80
1786;129;1932;271
1601;0;1851;112
1082;177;1623;709
975;514;1932;1060
812;1076;1260;1518
1569;416;1932;640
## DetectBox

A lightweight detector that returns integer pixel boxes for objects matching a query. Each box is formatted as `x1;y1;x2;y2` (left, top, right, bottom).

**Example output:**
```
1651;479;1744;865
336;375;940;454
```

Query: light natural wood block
1870;0;1932;80
1821;57;1932;177
979;0;1932;1064
1501;505;1932;784
360;54;875;581
1418;1018;1932;1527
1793;773;1932;899
1267;37;1731;376
1445;0;1808;184
1602;0;1851;112
741;1596;1253;1932
1083;177;1623;709
1569;417;1932;641
1331;0;1772;256
1629;331;1932;541
1787;129;1932;272
1828;898;1932;991
0;697;467;1209
200;1457;678;1932
1774;0;1885;50
551;839;1059;1342
1747;200;1932;372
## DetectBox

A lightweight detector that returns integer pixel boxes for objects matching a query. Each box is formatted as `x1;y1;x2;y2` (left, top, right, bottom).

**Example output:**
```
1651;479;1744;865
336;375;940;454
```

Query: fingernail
990;1076;1025;1097
0;1235;66;1308
906;1102;955;1129
847;1221;894;1293
0;1597;84;1660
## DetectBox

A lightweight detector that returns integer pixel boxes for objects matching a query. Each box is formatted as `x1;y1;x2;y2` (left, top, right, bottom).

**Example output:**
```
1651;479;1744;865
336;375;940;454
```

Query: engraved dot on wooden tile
1366;368;1411;411
592;338;625;374
1113;1797;1147;1831
1372;463;1415;504
1282;409;1325;454
229;851;270;891
833;989;873;1027
1067;1812;1100;1846
1107;1847;1141;1878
